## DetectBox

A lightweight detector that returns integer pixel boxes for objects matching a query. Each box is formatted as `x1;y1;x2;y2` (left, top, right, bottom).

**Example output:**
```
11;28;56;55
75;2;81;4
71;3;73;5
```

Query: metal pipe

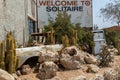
23;0;28;47
36;0;39;40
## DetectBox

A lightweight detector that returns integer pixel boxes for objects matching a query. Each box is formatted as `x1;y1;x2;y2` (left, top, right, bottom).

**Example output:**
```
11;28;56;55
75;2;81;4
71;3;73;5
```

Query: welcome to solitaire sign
37;0;93;28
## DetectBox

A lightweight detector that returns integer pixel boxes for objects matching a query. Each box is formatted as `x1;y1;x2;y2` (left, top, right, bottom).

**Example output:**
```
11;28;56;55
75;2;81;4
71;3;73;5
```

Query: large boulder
103;69;118;80
84;53;97;64
60;56;81;70
86;64;99;73
0;69;15;80
37;61;58;79
38;51;59;63
60;46;86;70
60;46;86;62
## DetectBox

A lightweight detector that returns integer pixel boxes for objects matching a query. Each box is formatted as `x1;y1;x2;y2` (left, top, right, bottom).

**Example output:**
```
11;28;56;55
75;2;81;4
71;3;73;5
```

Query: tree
44;11;74;44
98;45;114;67
104;30;119;48
100;0;120;26
44;11;94;53
76;26;94;53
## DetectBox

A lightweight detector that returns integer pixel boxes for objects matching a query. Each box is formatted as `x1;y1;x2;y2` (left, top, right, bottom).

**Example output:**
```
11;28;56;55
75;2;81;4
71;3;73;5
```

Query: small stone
12;73;19;80
86;64;99;73
84;53;97;64
16;70;22;76
21;64;32;75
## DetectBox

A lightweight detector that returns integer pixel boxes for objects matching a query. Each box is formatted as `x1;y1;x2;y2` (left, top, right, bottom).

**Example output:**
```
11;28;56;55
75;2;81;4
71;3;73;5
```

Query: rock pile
37;46;99;79
37;46;90;79
2;46;119;80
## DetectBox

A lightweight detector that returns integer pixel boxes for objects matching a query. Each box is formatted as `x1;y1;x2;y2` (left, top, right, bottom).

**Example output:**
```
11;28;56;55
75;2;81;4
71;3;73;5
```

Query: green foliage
50;27;54;44
0;32;20;74
5;32;19;74
44;11;73;44
44;11;94;53
69;29;78;46
46;27;55;44
0;62;5;70
0;42;5;62
0;42;5;69
100;0;120;25
62;35;70;47
15;56;20;70
76;26;94;53
104;30;119;48
98;45;114;67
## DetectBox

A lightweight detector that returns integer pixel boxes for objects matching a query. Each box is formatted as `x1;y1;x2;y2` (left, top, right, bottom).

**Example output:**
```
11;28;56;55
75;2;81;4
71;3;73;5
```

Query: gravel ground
18;55;120;80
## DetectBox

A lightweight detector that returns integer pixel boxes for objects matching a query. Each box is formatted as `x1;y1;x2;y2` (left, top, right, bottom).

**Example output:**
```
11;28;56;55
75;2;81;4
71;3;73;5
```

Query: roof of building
104;26;120;33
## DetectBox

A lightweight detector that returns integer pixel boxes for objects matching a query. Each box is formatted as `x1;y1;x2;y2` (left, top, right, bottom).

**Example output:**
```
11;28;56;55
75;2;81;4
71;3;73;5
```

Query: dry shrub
98;45;114;67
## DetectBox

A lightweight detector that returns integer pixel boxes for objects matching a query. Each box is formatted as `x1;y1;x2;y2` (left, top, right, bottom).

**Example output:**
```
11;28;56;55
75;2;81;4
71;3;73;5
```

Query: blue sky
93;0;116;28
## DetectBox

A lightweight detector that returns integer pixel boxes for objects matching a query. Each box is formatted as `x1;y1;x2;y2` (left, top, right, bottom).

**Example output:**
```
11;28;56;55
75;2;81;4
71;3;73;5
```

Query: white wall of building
0;0;26;45
0;0;37;46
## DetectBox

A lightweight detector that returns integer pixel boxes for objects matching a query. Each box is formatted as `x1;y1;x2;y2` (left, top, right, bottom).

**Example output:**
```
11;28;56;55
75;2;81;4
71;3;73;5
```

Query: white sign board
37;0;93;28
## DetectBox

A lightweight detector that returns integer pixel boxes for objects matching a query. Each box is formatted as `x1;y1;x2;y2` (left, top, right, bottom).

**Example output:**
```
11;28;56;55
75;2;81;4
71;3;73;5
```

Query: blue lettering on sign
46;6;83;12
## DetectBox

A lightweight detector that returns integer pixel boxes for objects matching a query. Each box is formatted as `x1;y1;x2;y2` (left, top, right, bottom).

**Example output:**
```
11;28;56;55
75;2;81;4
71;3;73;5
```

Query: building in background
0;0;37;46
36;0;93;43
37;0;93;29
